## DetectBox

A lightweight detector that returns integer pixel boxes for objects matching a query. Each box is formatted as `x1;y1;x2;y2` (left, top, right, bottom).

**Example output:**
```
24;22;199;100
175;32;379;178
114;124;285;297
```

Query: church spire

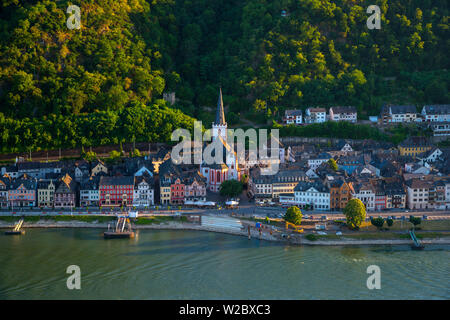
215;88;226;125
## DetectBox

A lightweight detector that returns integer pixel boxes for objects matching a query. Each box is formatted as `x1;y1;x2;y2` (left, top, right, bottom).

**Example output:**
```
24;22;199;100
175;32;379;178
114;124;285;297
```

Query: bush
386;218;394;227
371;217;385;229
409;216;422;227
306;234;317;241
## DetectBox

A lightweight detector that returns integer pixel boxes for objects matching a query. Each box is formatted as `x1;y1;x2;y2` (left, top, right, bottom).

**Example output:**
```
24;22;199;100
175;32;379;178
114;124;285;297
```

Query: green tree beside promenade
284;206;302;225
409;216;422;229
371;217;385;230
344;199;366;230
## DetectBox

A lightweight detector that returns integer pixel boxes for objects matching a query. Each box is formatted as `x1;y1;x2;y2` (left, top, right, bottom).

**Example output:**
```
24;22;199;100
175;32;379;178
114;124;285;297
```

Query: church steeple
212;88;227;141
215;87;226;125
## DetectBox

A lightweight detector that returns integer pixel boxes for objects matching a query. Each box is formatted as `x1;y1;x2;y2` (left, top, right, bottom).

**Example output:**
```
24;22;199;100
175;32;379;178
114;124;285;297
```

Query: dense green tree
328;158;338;171
344;199;366;230
219;180;243;198
284;206;302;225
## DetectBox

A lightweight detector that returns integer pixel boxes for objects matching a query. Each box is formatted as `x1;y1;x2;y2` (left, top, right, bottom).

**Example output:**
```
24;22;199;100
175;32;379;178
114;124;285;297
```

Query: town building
398;136;432;157
133;174;154;207
99;176;134;207
308;153;332;170
381;105;417;124
91;160;108;177
170;176;185;205
421;105;450;122
327;178;354;211
0;177;8;208
54;174;77;208
294;181;330;210
337;155;366;174
1;166;19;179
37;180;55;208
184;173;207;202
429;122;450;137
329;106;357;122
305;107;326;123
8;177;37;208
352;181;375;211
384;179;406;209
283;109;303;125
406;179;434;210
79;179;100;207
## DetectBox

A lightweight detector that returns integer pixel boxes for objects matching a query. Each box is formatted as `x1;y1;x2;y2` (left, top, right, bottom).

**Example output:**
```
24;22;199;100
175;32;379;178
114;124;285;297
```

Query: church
200;89;240;192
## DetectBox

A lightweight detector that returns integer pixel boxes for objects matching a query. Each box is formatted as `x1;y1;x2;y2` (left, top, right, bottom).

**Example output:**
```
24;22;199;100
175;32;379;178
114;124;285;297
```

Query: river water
0;228;448;299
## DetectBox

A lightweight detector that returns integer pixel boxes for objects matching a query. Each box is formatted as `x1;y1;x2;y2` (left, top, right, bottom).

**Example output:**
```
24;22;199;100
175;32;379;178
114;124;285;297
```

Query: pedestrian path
201;215;243;232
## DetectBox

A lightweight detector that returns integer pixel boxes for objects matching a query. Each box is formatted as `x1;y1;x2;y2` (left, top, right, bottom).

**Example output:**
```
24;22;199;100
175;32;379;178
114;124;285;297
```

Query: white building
294;181;330;211
421;105;450;122
329;106;357;122
429;122;450;137
352;182;375;211
387;105;417;123
308;153;332;170
279;193;296;206
133;175;154;207
406;179;433;210
445;181;450;203
283;109;303;125
305;108;326;123
79;179;99;207
418;148;443;165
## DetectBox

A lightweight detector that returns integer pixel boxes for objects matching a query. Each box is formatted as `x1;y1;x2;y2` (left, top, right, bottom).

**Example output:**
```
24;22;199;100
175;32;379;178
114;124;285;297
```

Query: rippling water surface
0;228;448;299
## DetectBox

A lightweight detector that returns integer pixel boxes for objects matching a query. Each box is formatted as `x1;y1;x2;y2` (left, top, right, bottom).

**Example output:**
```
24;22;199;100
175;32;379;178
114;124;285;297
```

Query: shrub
386;218;394;227
371;217;385;229
409;216;422;227
306;234;317;241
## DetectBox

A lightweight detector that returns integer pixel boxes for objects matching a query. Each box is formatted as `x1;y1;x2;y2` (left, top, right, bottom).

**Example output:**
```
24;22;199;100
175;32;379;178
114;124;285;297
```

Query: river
0;228;448;299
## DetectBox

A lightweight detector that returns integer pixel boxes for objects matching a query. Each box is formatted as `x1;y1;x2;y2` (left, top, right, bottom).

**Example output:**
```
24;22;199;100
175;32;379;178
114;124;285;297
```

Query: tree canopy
284;206;302;225
0;0;448;152
344;198;366;229
219;180;243;198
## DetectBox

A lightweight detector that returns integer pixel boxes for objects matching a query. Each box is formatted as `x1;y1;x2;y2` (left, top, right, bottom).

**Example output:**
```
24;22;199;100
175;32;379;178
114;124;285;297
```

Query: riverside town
0;0;448;304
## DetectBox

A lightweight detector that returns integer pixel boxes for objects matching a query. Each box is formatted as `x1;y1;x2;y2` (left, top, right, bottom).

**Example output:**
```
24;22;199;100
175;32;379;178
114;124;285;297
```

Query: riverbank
1;219;450;247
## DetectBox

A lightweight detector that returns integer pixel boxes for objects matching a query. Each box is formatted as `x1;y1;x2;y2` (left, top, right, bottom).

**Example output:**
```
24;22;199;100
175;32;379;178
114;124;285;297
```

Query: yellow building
37;180;55;208
398;136;432;157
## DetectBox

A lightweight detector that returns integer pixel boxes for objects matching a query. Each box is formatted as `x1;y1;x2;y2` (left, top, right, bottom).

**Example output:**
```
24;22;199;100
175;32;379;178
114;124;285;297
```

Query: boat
103;215;135;239
5;230;25;235
5;219;25;235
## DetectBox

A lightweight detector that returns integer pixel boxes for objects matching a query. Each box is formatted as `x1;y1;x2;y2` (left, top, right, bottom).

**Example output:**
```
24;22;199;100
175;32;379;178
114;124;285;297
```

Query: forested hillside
0;0;448;152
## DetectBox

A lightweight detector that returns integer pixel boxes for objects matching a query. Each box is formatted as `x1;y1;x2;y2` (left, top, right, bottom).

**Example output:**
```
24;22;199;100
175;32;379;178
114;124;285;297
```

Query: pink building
8;178;37;208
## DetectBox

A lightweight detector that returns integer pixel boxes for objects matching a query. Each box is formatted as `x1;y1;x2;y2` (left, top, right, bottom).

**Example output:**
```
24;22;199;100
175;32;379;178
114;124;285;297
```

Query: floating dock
103;215;134;239
5;219;25;235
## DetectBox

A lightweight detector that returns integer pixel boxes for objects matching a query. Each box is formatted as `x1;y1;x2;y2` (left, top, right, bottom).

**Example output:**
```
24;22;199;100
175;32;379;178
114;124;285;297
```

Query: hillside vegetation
0;0;448;152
